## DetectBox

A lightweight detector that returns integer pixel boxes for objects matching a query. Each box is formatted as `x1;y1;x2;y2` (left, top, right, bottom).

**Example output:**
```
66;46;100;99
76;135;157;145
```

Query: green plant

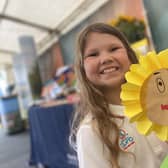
28;63;42;99
110;16;146;43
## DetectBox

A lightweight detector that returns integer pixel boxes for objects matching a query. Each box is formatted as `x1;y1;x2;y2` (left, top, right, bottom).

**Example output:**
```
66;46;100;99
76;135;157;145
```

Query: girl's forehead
85;32;121;43
84;33;123;49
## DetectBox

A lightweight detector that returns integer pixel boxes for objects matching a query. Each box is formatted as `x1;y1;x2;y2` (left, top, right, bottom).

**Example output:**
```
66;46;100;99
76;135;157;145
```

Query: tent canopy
0;0;108;65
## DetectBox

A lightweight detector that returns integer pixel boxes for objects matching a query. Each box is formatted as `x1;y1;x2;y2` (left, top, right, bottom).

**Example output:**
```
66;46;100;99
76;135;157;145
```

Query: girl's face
83;32;131;91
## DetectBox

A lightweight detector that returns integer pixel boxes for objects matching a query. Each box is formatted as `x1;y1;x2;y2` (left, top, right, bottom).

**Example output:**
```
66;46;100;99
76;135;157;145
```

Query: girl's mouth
100;67;119;74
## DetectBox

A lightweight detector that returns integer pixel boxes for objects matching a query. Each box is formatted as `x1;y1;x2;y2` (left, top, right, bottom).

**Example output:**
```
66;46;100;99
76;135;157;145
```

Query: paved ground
0;129;33;168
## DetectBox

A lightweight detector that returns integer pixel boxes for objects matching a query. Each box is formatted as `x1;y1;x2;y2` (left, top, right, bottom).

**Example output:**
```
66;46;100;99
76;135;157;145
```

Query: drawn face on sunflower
142;69;168;125
121;49;168;141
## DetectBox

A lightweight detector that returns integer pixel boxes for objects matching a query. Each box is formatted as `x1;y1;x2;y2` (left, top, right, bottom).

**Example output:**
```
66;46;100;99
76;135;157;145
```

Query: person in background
70;23;168;168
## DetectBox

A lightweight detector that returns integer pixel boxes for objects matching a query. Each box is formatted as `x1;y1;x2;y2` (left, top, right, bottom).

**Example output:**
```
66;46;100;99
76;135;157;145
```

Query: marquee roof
0;0;108;65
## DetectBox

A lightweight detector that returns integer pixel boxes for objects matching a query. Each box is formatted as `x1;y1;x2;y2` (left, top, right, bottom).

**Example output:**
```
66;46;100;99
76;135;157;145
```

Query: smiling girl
70;23;168;168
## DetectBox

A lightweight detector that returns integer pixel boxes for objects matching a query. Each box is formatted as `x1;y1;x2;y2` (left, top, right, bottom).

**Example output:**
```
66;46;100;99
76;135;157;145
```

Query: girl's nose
100;53;113;65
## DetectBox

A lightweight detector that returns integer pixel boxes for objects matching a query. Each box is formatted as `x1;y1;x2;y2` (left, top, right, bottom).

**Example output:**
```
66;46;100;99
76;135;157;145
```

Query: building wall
143;0;168;51
38;49;53;83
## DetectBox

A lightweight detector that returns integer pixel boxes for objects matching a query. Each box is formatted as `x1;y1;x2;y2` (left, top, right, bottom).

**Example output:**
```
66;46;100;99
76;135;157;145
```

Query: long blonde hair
71;23;138;167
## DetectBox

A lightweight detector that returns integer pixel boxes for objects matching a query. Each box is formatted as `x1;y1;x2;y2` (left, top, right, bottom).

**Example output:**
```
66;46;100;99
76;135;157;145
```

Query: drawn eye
156;77;165;93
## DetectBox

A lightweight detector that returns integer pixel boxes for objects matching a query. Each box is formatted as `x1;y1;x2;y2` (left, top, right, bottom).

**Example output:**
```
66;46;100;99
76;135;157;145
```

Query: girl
71;23;168;168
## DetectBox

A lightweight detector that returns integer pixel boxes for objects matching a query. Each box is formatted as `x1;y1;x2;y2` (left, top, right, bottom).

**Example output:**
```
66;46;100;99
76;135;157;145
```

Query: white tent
0;0;109;65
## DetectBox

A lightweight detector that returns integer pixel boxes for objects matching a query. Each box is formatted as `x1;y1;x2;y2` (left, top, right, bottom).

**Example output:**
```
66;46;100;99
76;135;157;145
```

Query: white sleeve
77;125;111;168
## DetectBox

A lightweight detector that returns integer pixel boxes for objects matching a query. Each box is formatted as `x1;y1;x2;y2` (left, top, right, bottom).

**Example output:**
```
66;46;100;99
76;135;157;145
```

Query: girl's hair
70;23;138;167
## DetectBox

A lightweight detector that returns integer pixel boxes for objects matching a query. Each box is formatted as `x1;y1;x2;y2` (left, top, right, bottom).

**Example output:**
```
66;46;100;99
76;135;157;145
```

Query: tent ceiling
0;0;109;64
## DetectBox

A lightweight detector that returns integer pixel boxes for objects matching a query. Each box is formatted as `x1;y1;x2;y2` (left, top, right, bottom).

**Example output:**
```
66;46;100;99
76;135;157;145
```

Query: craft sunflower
121;49;168;141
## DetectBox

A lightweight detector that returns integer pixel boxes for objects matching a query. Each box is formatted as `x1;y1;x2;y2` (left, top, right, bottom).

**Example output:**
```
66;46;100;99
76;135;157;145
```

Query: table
28;103;78;168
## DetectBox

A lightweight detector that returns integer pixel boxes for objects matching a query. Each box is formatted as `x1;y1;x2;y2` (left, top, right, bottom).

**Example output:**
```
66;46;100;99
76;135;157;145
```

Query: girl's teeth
103;68;116;73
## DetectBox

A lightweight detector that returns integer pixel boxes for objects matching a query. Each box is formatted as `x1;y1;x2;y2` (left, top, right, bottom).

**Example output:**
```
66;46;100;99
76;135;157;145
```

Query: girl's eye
87;52;99;57
109;47;119;52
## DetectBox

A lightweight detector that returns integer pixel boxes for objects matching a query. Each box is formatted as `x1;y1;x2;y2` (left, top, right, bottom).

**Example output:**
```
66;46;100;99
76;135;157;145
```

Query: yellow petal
139;51;160;73
153;125;168;141
157;49;168;68
139;56;148;71
130;64;149;78
124;104;143;121
120;90;140;101
122;100;140;106
121;99;144;122
125;71;145;86
129;112;144;123
121;82;141;92
147;51;162;69
136;115;153;135
125;102;142;113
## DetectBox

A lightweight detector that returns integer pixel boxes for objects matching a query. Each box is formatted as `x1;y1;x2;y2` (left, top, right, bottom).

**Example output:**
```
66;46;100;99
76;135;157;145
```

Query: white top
77;104;168;168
